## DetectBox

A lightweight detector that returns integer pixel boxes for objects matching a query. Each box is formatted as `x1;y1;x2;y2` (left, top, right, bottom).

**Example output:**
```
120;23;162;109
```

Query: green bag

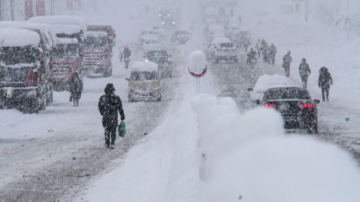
118;121;126;137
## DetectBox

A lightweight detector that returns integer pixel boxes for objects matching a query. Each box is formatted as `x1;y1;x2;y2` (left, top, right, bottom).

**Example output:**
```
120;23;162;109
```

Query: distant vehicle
251;87;320;134
158;9;171;20
126;61;162;102
152;25;166;39
83;25;116;77
0;28;52;113
142;35;161;52
140;28;159;43
144;50;173;78
210;29;225;41
208;24;225;35
28;16;87;92
162;17;176;29
209;37;238;63
231;28;251;48
170;30;192;44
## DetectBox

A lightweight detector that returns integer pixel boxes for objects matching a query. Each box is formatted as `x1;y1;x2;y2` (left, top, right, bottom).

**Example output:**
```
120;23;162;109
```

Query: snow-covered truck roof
0;28;40;47
212;37;230;45
49;24;83;35
0;21;56;48
56;37;79;45
87;31;108;38
28;16;87;35
87;25;116;47
131;61;158;72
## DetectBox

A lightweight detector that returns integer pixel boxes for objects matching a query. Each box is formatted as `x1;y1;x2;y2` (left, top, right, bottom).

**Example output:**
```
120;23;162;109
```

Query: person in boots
98;84;125;148
318;67;333;102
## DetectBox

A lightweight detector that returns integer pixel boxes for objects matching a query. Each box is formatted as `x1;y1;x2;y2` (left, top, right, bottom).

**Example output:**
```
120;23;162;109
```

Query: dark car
158;9;171;20
162;17;176;29
144;50;173;78
171;30;192;44
253;87;320;133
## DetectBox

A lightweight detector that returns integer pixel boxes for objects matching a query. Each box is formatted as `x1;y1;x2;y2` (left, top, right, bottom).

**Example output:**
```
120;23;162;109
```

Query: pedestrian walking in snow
318;67;333;102
299;58;311;88
282;51;292;77
69;76;82;107
98;84;125;149
269;44;277;65
255;39;262;57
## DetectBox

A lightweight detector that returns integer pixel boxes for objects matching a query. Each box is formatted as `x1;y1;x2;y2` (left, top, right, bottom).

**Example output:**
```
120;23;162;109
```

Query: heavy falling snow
0;0;360;201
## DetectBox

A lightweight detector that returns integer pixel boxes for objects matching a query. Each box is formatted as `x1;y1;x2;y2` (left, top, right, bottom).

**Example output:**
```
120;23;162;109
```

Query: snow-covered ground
1;0;360;201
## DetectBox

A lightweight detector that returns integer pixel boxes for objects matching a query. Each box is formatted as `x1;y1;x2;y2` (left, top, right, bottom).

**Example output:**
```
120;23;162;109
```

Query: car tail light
301;104;314;108
263;104;276;108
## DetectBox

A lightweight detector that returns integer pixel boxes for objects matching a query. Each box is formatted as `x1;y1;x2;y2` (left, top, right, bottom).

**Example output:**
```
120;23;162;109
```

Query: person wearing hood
318;67;333;102
282;51;292;77
299;58;311;88
98;83;125;148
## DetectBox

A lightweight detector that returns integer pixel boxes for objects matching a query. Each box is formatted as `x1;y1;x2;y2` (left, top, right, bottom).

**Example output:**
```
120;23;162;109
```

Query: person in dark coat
70;76;83;107
123;47;131;58
299;58;311;88
98;84;125;148
282;51;292;77
318;67;333;102
269;44;277;65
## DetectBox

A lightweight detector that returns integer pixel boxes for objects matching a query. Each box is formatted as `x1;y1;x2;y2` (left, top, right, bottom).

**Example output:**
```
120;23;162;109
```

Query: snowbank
0;28;40;47
188;50;207;75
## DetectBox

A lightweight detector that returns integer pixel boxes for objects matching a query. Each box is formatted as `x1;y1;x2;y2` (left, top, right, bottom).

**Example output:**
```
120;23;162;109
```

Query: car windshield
263;88;310;101
147;51;167;57
220;43;233;48
52;44;78;58
0;46;38;65
131;71;158;81
85;36;107;49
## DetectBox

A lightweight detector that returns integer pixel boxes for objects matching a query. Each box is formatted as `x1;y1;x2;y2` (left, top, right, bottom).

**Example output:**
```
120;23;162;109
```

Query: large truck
28;16;87;91
0;28;53;113
83;25;116;77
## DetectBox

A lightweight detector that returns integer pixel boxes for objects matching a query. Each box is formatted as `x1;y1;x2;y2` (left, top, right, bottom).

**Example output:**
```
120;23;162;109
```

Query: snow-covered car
142;35;161;52
140;28;159;43
158;9;171;20
205;18;217;27
208;24;224;35
162;17;176;29
152;25;166;39
145;50;173;78
209;37;238;63
126;61;162;102
256;87;320;134
247;74;293;104
171;30;192;44
210;29;225;41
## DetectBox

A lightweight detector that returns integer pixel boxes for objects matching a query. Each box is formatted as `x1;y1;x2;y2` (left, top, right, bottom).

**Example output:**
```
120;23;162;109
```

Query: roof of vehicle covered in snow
56;37;79;44
212;37;230;44
209;24;224;32
131;61;158;72
87;31;108;38
28;16;87;34
0;21;56;48
0;28;40;47
144;35;159;41
49;24;83;35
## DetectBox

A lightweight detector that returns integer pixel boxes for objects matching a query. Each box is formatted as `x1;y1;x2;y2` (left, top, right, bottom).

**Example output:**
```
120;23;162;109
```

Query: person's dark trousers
104;125;116;146
321;87;329;102
271;54;275;65
301;75;308;88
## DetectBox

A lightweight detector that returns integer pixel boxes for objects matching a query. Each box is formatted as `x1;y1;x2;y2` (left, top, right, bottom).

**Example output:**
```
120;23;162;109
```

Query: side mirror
247;88;253;92
125;78;130;81
314;99;320;104
253;100;260;105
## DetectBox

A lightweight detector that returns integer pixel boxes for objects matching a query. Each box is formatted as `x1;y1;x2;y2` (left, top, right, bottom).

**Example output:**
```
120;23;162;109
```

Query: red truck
0;27;53;113
28;16;87;91
83;25;116;77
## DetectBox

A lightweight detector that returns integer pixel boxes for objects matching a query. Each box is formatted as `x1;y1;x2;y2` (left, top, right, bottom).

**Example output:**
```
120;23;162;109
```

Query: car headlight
168;58;171;61
27;90;37;97
159;14;161;17
162;22;165;25
145;59;149;62
172;21;175;24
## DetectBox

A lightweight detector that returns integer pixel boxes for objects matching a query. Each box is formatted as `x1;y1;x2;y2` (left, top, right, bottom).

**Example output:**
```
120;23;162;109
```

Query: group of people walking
282;52;333;102
255;39;277;65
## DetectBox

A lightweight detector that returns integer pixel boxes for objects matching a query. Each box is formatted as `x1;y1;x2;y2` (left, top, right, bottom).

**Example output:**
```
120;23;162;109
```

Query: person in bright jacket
255;39;262;57
98;83;125;148
318;67;333;102
299;58;311;88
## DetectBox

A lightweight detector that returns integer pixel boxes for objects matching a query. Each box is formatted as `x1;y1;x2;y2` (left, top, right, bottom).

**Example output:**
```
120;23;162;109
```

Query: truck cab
0;28;52;113
83;25;116;77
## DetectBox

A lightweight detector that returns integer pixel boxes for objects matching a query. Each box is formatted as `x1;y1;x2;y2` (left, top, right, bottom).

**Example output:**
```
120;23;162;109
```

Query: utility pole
305;0;309;22
10;0;14;21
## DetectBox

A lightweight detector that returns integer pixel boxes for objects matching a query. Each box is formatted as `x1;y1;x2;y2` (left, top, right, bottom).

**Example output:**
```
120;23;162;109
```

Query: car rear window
220;43;233;48
263;88;310;101
131;71;158;81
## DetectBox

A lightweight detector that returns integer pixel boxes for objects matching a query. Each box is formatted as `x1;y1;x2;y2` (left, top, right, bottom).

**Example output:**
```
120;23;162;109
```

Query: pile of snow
0;28;40;47
250;74;295;101
50;24;83;35
56;37;78;45
131;61;158;72
188;50;207;75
